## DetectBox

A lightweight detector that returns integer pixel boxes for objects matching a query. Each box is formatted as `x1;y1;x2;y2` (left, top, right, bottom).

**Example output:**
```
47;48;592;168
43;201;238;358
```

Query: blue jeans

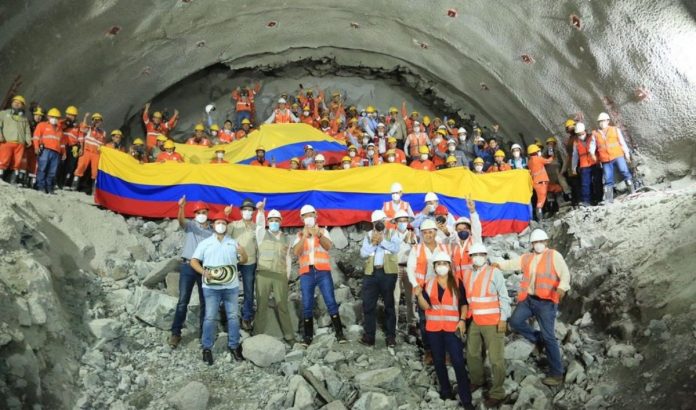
428;331;473;405
299;267;339;319
171;262;205;337
509;297;564;377
37;149;60;192
361;269;398;340
239;263;257;321
602;156;632;188
236;111;251;128
580;166;603;204
201;287;240;350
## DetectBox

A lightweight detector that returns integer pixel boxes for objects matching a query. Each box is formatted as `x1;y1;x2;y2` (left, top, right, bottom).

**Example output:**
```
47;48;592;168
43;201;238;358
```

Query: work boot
331;314;347;343
202;349;213;366
229;346;244;362
301;318;313;347
602;186;614;204
542;375;563;386
168;334;182;349
386;336;396;348
627;180;636;194
241;319;253;332
9;171;18;185
359;335;375;347
535;208;543;222
484;397;504;408
423;350;433;365
71;177;79;191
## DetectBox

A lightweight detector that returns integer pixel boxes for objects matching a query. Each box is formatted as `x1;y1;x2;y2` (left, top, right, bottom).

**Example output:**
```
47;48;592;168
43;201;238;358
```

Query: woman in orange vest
292;205;346;346
527;144;553;221
463;243;511;408
414;252;474;409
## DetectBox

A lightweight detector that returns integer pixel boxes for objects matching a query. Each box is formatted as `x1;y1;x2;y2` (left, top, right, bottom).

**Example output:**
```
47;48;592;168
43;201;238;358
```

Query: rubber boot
302;318;313;347
63;173;73;190
71;177;79;191
331;314;347;343
535;208;543;222
627;180;635;195
9;171;18;185
603;186;614;204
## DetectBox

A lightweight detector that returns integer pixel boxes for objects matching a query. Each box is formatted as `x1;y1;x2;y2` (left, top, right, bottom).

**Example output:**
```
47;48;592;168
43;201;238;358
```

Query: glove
71;146;79;158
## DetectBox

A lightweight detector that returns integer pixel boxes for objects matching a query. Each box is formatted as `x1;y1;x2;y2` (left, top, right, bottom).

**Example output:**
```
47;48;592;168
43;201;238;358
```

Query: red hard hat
209;211;228;222
192;201;209;213
434;205;449;216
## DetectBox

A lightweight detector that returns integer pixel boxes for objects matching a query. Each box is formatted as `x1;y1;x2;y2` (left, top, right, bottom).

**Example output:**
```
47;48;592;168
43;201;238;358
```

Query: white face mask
367;150;374;156
387;156;395;163
420;154;429;161
434;137;442;145
391;193;401;202
474;165;484;172
362;137;370;145
194;214;208;224
513;151;521;158
459;135;466;142
349;151;356;158
304;216;316;227
578;134;586;141
413;126;421;133
211;131;218;136
342;163;350;169
214;223;227;234
448;145;455;152
378;131;384;137
216;152;224;159
397;222;408;232
472;255;487;267
533;243;547;253
49;117;58;125
241;209;253;220
435;265;449;276
303;111;310;116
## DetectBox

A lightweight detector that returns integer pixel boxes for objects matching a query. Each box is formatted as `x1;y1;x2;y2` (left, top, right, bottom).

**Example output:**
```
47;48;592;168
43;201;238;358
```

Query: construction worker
265;98;299;124
347;145;362;168
527;144;553;221
143;103;178;150
487;150;512;173
444;155;458;168
190;211;248;365
496;228;570;387
472;157;485;174
155;140;184;163
410;146;434;171
299;144;314;169
292;204;346;346
474;137;493;170
208;124;221;142
382;182;415;229
223;199;264;331
299;104;319;128
169;197;213;349
431;129;449;169
404;121;430;160
362;143;382;167
414;252;474;409
148;134;167;163
71;113;106;192
254;208;296;344
104;130;127;152
407;219;450;364
250;147;271;166
57;105;82;189
508;144;527;169
340;155;352;169
543;136;571;213
564;118;581;206
413;192;455;241
187;124;212;146
360;105;379;137
210;145;228;164
593;112;635;203
0;95;31;184
373;123;388;153
448;198;481;282
289;157;300;170
231;82;261;126
129;138;148;164
235;118;253;140
33;108;66;194
297;88;323;115
391;210;417;336
385;137;407;164
311;154;326;170
359;210;402;347
218;120;235;142
571;123;603;206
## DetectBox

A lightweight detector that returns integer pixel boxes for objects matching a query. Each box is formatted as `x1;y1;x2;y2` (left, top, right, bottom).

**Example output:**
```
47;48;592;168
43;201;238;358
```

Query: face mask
303;111;310;116
362;137;370;145
11;108;25;116
211;131;218;136
397;222;408;232
342;163;350;169
434;137;442;145
533;243;546;253
391;193;401;202
64;119;73;127
304;216;316;227
387;156;395;163
349;151;356;158
214;223;227;234
378;131;384;137
448;145;455;152
367;150;374;156
195;214;208;224
241;210;253;220
269;221;281;232
578;134;586;141
472;255;487;267
216;152;224;159
513;151;520;158
413;126;421;133
420;154;429;161
49;117;58;125
457;230;470;241
474;165;483;172
459;136;466;143
435;265;449;276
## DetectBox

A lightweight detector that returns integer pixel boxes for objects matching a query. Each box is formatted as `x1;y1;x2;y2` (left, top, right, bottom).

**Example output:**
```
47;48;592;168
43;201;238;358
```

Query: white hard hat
457;127;467;134
597;112;610;122
377;122;386;128
300;205;316;216
438;125;447;130
454;216;471;227
390;182;403;193
432;251;451;264
268;209;282;219
392;210;413;222
511;143;522;150
278;98;287;104
371;210;387;222
315;154;325;161
424;192;439;202
468;242;488;255
420;219;437;231
574;122;586;133
367;142;375;147
530;228;549;242
205;103;216;114
413;121;420;126
447;138;457;145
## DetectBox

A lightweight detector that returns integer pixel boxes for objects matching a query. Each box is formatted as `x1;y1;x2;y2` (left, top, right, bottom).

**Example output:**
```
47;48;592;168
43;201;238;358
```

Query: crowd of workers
173;185;571;409
0;82;636;216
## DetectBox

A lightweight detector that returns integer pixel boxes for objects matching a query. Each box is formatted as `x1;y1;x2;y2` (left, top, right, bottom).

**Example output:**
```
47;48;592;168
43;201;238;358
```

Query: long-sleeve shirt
360;230;402;265
228;216;265;265
255;211;292;278
466;265;512;320
571;138;596;171
264;109;299;124
406;242;449;287
392;229;416;264
498;249;571;293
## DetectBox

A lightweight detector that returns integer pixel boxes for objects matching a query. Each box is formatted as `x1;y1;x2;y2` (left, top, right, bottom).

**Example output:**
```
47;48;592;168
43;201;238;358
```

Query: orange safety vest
156;151;183;162
413;243;450;286
218;130;235;143
410;159;434;171
32;122;65;153
235;95;254;112
82;127;106;153
424;277;461;332
273;109;292;124
186;137;211;146
575;137;596;169
487;163;512;173
451;238;473;281
383;200;408;220
528;155;550;184
62;125;82;146
463;266;500;326
298;234;331;275
594;126;624;163
518;249;560;304
407;132;429;157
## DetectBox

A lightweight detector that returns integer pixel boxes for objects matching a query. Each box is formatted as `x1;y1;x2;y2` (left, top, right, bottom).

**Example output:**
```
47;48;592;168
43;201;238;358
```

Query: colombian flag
95;139;533;237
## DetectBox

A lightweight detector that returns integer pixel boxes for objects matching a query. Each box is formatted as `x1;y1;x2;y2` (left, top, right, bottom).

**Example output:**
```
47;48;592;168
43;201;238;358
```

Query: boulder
329;227;349;250
242;334;286;367
354;367;402;391
505;339;535;361
352;392;397;410
320;401;347;410
168;381;209;410
607;343;636;358
142;258;181;287
129;286;178;329
564;360;585;384
293;378;316;409
88;318;122;340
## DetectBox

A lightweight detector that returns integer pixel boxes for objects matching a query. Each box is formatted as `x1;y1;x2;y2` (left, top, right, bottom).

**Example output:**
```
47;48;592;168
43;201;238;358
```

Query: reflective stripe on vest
464;266;500;325
298;235;331;275
576;138;596;168
384;201;407;218
595;127;623;163
408;133;428;156
518;250;560;304
414;243;449;285
424;278;460;332
451;238;473;282
274;109;292;124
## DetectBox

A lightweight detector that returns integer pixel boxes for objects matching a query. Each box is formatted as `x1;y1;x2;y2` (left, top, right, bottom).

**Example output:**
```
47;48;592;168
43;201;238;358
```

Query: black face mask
435;215;447;224
457;230;470;240
64;119;74;127
11;108;25;116
257;155;265;162
374;221;385;232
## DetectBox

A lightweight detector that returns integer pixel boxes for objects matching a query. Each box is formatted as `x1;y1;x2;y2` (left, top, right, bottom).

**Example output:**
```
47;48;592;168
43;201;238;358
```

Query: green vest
364;230;399;275
257;230;288;274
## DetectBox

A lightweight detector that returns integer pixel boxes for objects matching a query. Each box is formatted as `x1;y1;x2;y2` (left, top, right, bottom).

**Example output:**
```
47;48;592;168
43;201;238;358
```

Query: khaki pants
393;265;414;330
467;321;506;400
254;270;294;342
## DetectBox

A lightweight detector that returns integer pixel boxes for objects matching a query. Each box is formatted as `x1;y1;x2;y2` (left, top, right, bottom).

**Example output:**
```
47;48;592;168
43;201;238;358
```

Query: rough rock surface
241;334;286;367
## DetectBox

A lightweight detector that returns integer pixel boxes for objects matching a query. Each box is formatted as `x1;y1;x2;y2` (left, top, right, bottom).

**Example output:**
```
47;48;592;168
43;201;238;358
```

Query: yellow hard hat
320;116;329;123
342;156;351;162
437;129;447;136
194;124;205;131
11;95;26;105
92;113;103;121
290;157;299;164
332;91;341;97
349;117;358;124
163;140;175;149
214;145;226;152
473;157;484;165
33;107;44;116
133;138;144;145
494;150;505;158
366;105;376;113
156;134;168;142
387;137;397;143
527;144;541;155
210;124;220;131
348;145;358;152
422;115;431;126
291;103;299;108
411;111;420;117
152;111;163;118
389;106;398;113
564;118;576;128
303;105;310;111
256;146;266;152
65;106;78;116
241;118;251;125
418;145;430;155
447;119;456;125
546;136;558;144
47;108;61;118
386;149;396;156
446;155;457;163
533;138;542;146
110;129;123;136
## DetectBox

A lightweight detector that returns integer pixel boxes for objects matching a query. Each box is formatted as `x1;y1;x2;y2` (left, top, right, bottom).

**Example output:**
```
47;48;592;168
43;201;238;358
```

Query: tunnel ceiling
1;0;695;177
